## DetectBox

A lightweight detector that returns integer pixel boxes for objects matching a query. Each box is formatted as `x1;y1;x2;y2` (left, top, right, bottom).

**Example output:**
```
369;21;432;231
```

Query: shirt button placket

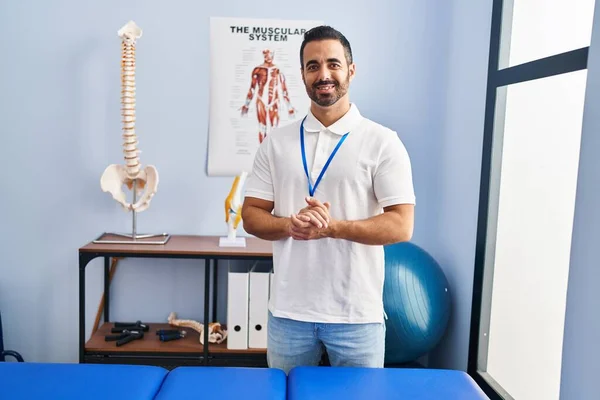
311;130;327;183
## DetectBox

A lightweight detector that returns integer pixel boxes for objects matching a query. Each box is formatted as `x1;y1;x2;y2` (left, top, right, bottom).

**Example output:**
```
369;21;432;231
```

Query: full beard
307;75;350;107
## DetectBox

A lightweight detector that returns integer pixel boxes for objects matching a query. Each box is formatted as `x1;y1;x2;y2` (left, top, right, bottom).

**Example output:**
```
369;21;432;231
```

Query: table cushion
0;362;168;399
287;367;489;399
154;366;286;400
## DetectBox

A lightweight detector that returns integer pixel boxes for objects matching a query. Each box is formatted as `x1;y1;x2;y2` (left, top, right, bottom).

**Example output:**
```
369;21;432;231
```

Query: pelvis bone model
100;21;159;213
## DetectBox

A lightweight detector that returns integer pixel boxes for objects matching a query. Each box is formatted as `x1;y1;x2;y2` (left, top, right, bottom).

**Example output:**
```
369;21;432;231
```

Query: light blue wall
424;0;492;370
1;0;477;366
560;0;600;398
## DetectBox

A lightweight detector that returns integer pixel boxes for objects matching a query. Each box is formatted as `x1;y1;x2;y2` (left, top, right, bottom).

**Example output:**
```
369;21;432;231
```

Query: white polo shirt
245;103;415;324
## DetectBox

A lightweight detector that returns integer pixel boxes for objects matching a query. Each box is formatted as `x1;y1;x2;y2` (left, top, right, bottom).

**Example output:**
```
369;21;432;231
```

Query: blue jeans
267;311;386;374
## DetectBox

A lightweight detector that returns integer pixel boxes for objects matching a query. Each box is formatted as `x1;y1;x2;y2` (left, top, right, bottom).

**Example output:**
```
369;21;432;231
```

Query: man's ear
348;63;356;82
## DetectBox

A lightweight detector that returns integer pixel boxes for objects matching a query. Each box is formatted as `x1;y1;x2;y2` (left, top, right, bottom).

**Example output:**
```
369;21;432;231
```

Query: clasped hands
289;196;335;240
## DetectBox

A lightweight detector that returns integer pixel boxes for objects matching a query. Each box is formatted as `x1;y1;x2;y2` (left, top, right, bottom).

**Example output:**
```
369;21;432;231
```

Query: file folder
227;263;250;350
248;261;272;349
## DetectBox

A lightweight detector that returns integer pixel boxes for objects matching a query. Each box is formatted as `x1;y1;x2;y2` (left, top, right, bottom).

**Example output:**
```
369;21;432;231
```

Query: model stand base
219;236;246;247
93;232;171;245
94;206;170;245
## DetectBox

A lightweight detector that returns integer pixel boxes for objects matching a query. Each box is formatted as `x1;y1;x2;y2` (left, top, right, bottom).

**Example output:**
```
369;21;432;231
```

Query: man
241;25;415;374
240;48;296;143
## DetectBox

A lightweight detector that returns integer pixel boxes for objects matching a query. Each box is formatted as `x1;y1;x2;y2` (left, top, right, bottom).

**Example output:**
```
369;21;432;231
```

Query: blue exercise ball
383;242;451;365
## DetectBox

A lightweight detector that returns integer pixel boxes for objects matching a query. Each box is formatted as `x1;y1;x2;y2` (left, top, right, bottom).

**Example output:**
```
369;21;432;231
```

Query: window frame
467;0;590;398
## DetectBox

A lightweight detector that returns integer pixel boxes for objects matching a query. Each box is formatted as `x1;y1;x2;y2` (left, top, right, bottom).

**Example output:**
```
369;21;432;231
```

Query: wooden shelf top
86;322;266;354
79;234;273;257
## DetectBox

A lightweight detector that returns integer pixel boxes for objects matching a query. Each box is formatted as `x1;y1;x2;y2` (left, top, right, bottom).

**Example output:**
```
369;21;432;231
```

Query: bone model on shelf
225;171;248;240
100;20;159;212
219;171;248;247
168;312;228;345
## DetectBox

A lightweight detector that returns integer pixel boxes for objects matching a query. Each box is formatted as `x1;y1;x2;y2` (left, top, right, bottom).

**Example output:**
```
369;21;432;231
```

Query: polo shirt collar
303;103;362;135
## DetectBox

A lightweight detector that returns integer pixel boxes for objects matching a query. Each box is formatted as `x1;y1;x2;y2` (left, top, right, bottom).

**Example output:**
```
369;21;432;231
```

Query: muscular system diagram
240;49;296;143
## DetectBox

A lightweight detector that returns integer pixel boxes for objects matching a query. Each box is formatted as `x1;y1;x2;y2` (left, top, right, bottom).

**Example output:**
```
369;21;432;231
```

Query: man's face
301;39;355;107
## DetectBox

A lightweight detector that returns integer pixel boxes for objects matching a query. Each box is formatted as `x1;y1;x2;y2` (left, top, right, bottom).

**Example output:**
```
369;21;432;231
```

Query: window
502;0;595;67
468;1;595;399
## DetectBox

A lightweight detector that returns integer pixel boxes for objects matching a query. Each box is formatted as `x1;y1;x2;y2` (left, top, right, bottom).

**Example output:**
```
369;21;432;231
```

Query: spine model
121;23;140;178
100;21;159;212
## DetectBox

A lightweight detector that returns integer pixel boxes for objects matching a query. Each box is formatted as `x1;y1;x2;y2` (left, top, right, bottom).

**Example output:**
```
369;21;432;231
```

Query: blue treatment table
287;366;490;399
0;362;489;399
0;362;168;399
154;366;287;400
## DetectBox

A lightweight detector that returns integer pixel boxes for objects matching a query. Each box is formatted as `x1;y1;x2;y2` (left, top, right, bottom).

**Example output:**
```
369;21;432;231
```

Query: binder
227;263;249;350
248;261;272;349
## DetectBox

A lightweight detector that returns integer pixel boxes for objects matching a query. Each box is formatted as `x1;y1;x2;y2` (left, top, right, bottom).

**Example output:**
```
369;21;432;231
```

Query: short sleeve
373;133;416;208
245;137;274;201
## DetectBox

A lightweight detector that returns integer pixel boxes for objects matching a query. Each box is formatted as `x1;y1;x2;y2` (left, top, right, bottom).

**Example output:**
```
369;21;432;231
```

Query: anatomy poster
207;17;323;176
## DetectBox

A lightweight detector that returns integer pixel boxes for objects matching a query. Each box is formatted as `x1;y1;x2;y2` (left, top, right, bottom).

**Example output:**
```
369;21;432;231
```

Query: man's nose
317;66;332;81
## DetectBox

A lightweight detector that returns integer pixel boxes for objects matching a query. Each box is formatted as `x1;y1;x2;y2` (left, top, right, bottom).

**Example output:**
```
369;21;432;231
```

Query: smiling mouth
315;83;336;92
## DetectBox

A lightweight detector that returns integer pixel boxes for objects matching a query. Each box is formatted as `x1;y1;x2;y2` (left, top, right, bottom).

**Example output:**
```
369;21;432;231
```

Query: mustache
313;80;338;88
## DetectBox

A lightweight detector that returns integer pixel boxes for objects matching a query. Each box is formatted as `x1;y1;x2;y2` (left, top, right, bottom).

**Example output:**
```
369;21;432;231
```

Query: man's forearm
328;212;412;245
242;206;291;241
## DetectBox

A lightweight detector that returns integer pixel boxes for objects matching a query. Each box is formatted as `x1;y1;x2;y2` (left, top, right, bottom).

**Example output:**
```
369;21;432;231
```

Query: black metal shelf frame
79;250;271;368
